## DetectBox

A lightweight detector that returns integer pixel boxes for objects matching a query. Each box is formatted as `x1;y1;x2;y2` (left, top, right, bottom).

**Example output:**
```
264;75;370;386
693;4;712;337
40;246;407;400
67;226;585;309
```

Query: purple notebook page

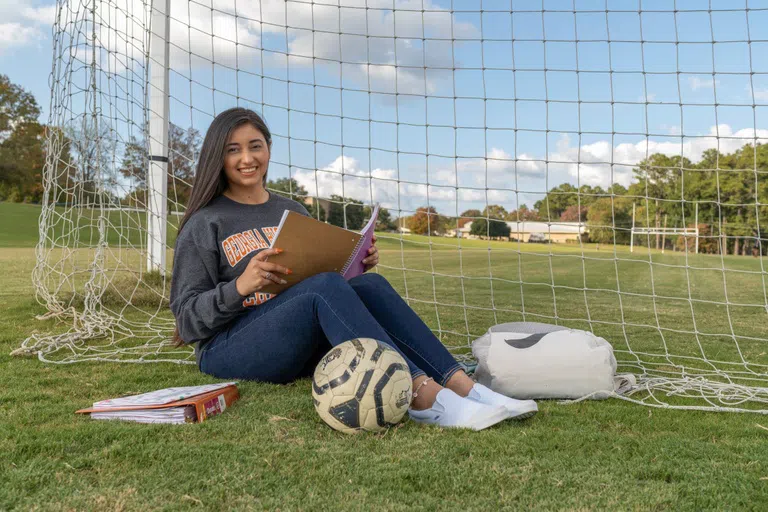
342;204;380;280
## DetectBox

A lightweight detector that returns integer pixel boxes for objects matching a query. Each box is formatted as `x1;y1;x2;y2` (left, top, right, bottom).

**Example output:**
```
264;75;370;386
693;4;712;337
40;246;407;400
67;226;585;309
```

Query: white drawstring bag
472;322;631;400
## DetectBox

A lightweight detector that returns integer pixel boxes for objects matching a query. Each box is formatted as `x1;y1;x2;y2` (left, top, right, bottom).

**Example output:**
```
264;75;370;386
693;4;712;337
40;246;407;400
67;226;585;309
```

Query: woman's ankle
410;375;441;411
444;370;476;397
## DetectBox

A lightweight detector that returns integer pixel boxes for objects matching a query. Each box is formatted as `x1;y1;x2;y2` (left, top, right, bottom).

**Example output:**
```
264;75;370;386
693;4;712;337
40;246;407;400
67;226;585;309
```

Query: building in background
451;221;588;243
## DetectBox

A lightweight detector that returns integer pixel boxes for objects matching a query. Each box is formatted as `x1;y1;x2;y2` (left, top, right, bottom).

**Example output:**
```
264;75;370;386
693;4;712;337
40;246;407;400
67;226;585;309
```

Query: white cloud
0;22;39;48
453;148;545;192
247;0;477;97
688;76;720;91
0;1;55;52
169;1;260;69
292;155;402;209
20;4;55;25
50;0;475;100
290;154;507;213
287;124;768;214
497;125;768;189
752;88;768;102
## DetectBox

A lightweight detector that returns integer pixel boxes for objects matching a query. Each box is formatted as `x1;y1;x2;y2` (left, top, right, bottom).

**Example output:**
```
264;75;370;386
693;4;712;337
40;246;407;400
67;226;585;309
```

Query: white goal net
17;0;768;413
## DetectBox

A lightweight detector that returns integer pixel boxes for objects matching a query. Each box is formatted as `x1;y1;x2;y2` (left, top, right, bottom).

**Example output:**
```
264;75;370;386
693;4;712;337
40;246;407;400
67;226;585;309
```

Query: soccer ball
312;338;413;434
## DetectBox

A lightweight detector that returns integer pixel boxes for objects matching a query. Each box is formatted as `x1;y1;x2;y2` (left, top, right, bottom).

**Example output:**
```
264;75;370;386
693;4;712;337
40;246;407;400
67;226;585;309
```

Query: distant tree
717;143;767;255
535;183;606;220
629;153;689;249
560;205;588;222
167;124;202;207
675;224;720;254
457;209;481;229
470;218;511;238
506;204;540;221
0;75;45;202
364;205;395;231
579;184;606;200
268;177;308;199
483;204;508;220
119;137;144;185
304;197;327;222
119;123;202;209
44;126;76;201
266;178;323;219
534;183;578;219
407;206;442;235
66;122;117;205
587;198;631;244
327;195;365;230
0;117;44;202
0;74;40;137
607;183;628;196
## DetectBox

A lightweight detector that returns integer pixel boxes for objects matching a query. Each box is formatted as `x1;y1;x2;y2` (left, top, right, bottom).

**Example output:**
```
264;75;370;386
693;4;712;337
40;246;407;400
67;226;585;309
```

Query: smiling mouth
238;167;259;175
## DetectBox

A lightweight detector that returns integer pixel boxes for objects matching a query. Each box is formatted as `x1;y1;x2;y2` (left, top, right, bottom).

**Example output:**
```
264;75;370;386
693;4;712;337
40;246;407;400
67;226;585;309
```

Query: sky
2;0;768;217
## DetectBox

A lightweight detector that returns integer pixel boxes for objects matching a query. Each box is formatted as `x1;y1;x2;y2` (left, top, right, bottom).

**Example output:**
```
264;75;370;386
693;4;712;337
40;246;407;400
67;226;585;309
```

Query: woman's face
222;123;270;193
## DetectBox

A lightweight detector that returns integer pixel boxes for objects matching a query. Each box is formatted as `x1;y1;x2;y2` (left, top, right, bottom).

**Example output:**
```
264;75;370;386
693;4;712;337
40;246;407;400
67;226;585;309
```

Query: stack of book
76;382;239;424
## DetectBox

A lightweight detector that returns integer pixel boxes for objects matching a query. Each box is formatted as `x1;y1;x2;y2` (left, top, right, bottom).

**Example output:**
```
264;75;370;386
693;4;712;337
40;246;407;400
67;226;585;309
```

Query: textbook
76;382;240;424
260;203;380;294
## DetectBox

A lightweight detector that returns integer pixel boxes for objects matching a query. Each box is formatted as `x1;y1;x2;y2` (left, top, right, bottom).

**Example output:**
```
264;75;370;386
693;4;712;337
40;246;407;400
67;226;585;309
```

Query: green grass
2;204;768;510
0;201;180;249
0;202;44;247
373;234;768;387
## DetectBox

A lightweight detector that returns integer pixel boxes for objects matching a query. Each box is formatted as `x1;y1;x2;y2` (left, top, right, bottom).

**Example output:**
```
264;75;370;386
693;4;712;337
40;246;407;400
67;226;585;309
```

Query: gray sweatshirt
170;193;310;364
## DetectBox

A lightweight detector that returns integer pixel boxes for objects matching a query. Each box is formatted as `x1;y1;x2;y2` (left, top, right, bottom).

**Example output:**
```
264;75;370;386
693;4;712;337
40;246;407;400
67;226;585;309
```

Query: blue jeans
199;272;463;385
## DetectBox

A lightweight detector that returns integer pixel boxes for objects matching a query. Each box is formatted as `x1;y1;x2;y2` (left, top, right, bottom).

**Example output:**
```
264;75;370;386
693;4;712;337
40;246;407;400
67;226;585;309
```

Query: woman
170;107;538;431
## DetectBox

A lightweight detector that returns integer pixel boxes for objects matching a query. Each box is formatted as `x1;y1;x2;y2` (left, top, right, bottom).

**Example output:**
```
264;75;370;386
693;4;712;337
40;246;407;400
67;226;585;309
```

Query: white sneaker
467;383;538;421
407;388;509;431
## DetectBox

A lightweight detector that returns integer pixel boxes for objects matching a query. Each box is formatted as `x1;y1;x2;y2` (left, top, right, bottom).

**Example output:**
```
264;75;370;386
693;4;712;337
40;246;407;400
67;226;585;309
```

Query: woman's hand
235;248;292;296
362;235;379;272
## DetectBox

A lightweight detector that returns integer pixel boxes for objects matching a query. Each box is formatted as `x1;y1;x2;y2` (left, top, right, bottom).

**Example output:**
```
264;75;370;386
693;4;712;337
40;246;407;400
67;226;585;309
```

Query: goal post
146;0;171;275
630;203;700;254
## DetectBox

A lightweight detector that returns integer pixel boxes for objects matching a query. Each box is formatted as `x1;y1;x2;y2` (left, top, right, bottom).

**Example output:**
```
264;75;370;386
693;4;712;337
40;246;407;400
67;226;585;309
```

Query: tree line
2;75;765;255
402;148;767;256
0;75;45;202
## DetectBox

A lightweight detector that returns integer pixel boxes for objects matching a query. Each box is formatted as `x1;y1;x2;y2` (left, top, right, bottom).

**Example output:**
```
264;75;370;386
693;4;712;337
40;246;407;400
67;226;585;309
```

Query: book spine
341;236;366;276
342;203;379;277
194;392;229;422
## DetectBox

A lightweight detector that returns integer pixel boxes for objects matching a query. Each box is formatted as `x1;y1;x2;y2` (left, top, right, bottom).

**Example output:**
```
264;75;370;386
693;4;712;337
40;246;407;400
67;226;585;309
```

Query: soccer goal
630;202;700;254
18;1;768;413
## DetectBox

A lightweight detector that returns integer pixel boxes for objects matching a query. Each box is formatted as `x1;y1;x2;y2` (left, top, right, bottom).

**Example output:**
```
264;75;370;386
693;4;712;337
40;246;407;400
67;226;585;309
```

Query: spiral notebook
260;204;380;295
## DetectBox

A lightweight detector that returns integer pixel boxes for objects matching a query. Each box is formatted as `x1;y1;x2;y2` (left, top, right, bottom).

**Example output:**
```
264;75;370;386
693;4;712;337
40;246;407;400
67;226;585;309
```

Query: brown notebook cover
76;385;240;423
260;210;363;295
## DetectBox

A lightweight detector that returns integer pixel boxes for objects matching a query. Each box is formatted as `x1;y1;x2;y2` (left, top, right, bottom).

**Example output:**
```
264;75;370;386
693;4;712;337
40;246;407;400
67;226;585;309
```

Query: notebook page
92;382;237;409
91;409;189;424
268;209;291;248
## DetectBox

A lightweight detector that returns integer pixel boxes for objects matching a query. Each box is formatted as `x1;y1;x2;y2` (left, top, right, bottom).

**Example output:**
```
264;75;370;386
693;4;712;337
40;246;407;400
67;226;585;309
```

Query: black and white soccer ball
312;338;413;434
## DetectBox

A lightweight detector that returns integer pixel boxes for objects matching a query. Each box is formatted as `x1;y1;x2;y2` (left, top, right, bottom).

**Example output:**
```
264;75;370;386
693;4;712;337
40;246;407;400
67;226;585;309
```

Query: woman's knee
349;272;390;290
349;272;389;286
303;271;348;290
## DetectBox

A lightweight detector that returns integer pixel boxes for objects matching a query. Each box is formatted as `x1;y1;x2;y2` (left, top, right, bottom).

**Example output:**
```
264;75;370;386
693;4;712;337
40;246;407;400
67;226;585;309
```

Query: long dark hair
172;107;272;346
177;107;272;235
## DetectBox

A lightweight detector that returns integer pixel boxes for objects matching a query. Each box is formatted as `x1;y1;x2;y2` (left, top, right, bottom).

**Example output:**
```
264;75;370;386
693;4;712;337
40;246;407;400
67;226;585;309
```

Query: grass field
2;202;768;510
